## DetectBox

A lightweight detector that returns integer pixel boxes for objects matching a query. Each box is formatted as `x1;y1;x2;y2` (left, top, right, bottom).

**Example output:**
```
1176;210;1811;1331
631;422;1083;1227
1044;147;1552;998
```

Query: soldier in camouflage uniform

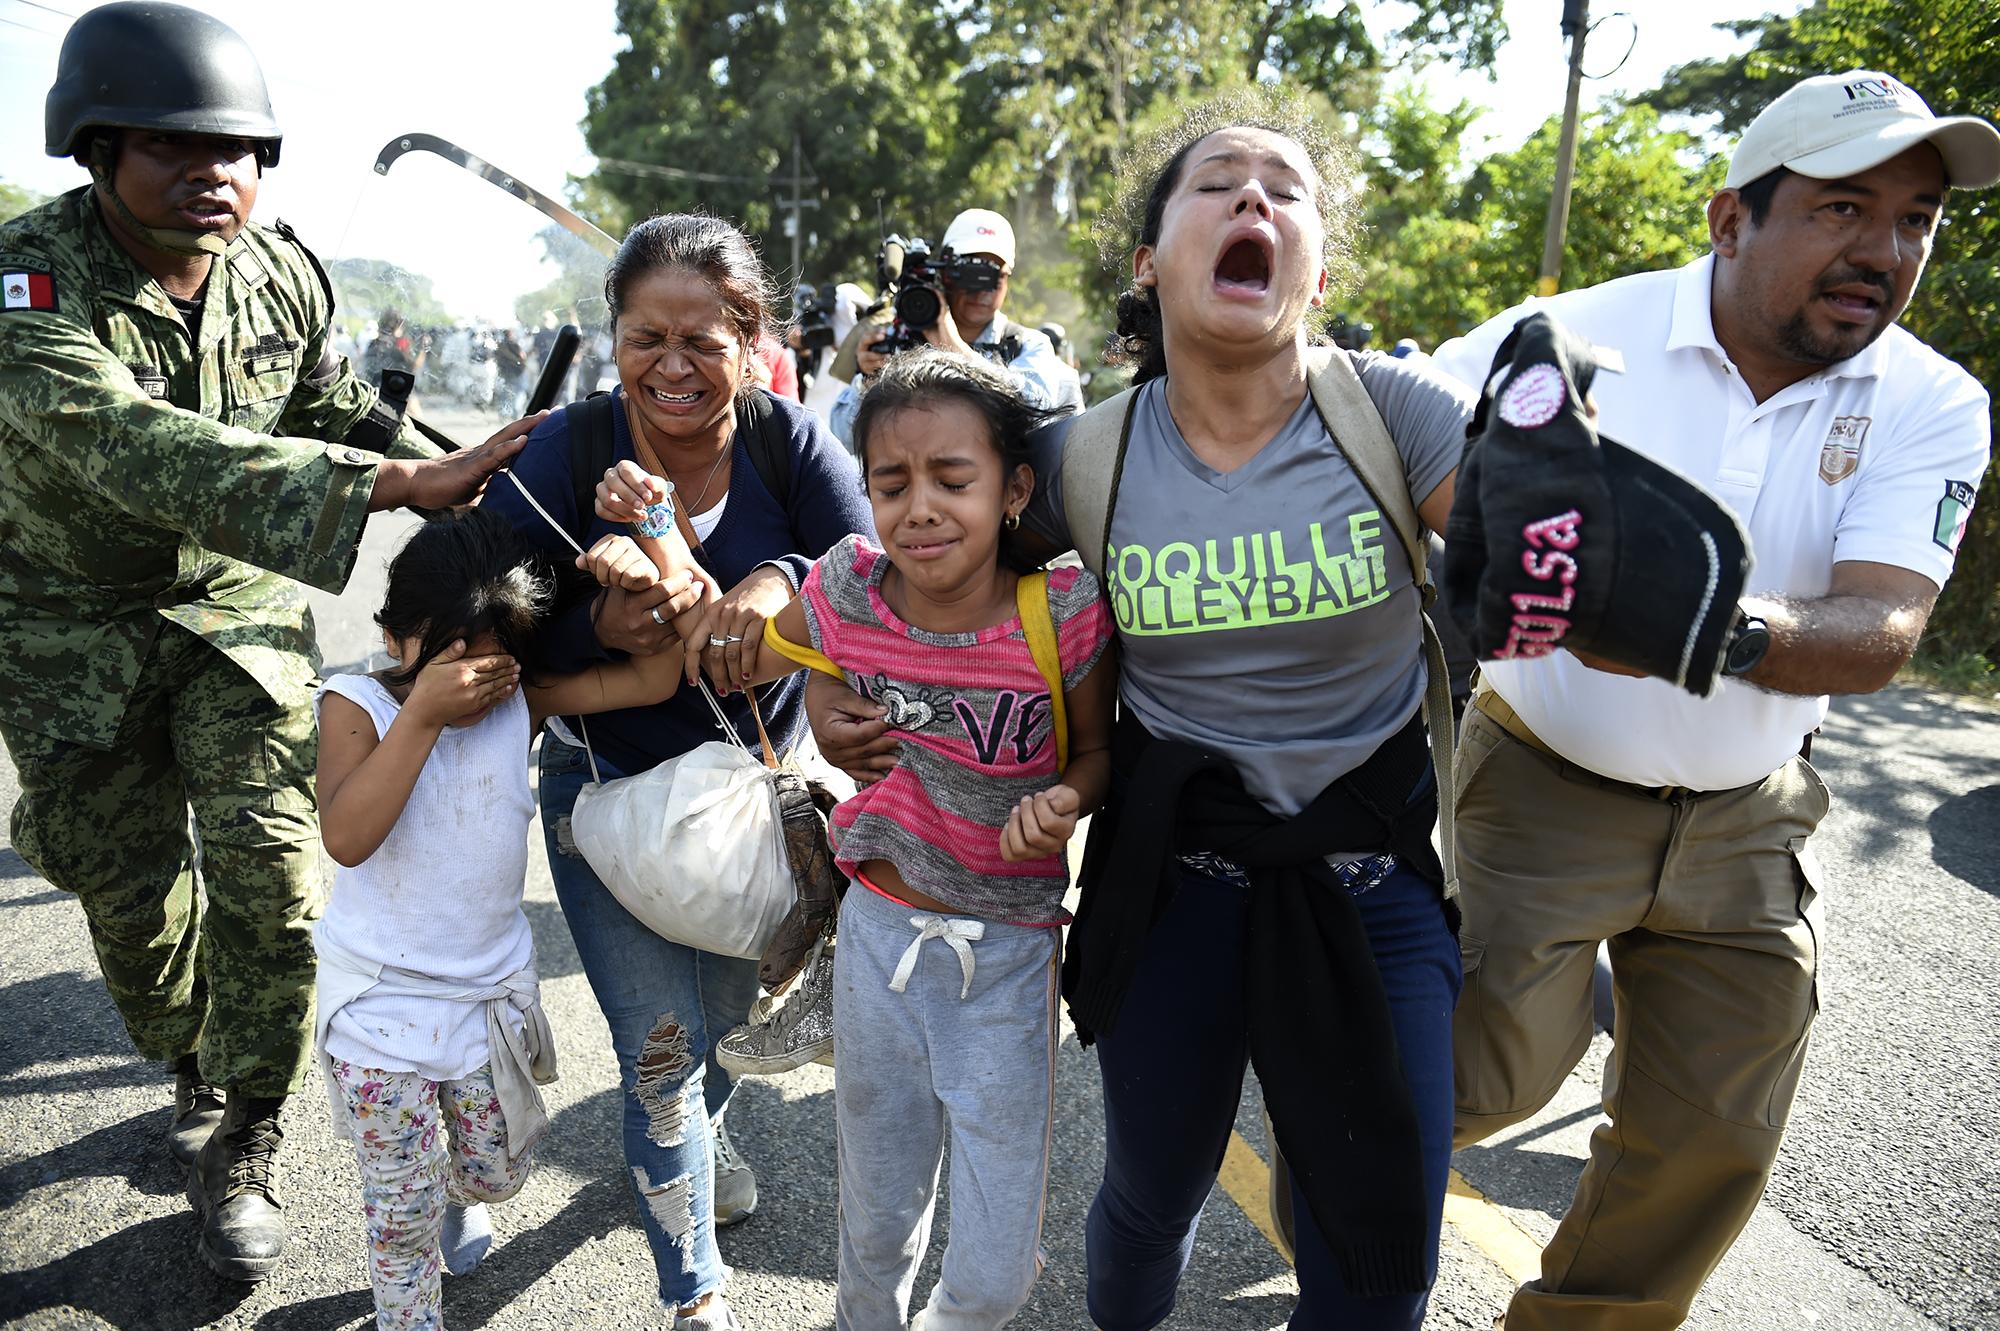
0;1;534;1282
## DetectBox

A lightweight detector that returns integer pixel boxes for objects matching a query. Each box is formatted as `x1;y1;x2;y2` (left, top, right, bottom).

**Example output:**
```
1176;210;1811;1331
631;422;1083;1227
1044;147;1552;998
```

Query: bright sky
1;0;1800;320
1422;0;1805;156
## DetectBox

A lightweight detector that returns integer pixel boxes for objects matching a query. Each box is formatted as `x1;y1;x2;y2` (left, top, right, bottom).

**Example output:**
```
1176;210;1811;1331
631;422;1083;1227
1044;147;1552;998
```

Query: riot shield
330;133;617;448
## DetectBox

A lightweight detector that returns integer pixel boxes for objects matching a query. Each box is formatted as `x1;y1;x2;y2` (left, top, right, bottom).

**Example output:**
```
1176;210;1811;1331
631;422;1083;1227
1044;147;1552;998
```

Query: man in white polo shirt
1433;72;1999;1331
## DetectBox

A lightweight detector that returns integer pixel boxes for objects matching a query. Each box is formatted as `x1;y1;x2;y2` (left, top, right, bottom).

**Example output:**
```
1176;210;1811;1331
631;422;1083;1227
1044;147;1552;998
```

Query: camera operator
826;307;893;449
923;208;1083;408
830;208;1083;445
793;280;870;425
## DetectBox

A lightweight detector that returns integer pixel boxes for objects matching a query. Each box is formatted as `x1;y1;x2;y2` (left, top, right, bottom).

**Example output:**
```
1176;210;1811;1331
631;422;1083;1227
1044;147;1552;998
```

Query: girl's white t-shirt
314;674;535;1080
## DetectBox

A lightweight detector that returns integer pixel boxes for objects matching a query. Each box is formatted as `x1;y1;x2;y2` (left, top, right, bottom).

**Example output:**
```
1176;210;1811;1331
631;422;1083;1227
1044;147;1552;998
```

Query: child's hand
595;460;668;526
1000;784;1081;862
405;639;520;729
580;534;660;591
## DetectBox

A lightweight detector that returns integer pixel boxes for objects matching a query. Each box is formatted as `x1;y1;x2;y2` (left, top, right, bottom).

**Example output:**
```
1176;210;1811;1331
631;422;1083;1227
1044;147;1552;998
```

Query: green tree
1647;0;2000;668
0;180;49;225
1360;101;1722;349
578;2;1510;366
581;0;967;287
1350;81;1487;344
951;0;1256;344
1466;103;1724;303
940;0;1506;356
1635;18;1815;135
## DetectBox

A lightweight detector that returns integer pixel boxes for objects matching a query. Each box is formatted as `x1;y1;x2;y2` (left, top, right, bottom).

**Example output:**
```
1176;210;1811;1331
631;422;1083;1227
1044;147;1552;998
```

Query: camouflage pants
3;623;322;1096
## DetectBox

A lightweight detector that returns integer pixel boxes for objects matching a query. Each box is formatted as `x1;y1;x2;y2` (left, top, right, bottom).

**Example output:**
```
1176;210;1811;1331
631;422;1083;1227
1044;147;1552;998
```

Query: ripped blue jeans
538;736;760;1310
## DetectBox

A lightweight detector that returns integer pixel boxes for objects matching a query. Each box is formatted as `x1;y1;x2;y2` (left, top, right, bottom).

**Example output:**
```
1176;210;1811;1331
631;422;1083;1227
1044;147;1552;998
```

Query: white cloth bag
492;466;799;959
569;712;795;961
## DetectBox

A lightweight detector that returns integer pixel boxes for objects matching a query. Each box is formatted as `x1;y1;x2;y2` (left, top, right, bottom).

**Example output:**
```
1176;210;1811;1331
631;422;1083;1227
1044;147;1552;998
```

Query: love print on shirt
852;673;1052;765
952;689;1053;767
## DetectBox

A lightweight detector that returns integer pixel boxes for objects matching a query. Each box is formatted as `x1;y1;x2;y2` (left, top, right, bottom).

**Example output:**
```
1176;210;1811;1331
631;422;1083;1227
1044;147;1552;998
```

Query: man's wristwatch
1723;610;1771;677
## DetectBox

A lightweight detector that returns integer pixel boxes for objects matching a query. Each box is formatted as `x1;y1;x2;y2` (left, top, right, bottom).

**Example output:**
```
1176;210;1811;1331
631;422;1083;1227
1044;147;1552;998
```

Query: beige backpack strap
1304;346;1429;599
1415;617;1458;896
1303;346;1458;896
1060;386;1139;583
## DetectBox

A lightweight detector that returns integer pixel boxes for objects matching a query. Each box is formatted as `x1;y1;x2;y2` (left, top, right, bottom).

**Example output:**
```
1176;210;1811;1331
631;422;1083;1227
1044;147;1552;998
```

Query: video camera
1329;312;1375;352
869;235;1004;354
793;283;842;355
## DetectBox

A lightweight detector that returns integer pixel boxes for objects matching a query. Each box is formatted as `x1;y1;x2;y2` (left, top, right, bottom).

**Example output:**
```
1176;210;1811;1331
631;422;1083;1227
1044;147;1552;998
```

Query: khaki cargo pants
4;624;322;1097
1452;694;1826;1331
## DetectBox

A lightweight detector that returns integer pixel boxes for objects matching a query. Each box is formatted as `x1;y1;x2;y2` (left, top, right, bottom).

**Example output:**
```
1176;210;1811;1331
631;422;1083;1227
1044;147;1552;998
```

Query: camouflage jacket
0;187;436;749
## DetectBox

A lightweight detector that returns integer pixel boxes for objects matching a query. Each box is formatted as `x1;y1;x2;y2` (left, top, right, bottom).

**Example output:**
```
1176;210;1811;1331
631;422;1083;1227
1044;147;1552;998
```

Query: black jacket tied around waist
1062;707;1447;1297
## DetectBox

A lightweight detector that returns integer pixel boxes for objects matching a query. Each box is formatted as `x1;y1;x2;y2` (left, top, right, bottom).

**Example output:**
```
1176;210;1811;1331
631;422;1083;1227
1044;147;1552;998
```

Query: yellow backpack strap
762;615;844;680
1016;570;1068;771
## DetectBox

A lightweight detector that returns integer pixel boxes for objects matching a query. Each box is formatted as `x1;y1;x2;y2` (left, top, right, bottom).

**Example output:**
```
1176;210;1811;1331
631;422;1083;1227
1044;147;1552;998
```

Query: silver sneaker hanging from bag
716;938;835;1076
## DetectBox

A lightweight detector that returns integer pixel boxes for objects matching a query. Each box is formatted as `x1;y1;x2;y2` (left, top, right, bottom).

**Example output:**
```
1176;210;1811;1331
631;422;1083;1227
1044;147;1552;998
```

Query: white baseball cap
1725;70;2000;190
941;208;1016;267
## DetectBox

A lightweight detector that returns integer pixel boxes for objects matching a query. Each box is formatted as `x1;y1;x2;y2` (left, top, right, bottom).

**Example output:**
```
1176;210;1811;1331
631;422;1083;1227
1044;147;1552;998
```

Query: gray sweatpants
834;878;1060;1331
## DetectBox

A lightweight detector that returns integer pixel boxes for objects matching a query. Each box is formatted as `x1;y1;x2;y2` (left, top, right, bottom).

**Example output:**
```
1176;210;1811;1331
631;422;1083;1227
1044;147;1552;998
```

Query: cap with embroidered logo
941;209;1015;268
1443;313;1752;697
1725;70;2000;190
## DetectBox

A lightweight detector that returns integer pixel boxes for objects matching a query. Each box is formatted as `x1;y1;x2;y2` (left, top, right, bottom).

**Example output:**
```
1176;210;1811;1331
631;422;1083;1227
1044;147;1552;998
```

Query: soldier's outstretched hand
369;410;549;513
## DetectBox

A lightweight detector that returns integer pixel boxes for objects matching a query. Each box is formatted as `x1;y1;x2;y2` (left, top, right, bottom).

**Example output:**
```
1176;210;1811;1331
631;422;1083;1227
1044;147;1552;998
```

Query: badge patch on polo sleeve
2;271;56;311
1934;480;1977;553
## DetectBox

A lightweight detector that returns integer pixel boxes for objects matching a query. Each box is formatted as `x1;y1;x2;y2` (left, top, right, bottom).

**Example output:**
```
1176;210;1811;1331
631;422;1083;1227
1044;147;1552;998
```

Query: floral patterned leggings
331;1059;537;1331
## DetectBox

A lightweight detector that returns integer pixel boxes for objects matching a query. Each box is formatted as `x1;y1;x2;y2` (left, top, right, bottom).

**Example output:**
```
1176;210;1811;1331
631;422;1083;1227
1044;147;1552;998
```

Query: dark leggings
1084;860;1462;1331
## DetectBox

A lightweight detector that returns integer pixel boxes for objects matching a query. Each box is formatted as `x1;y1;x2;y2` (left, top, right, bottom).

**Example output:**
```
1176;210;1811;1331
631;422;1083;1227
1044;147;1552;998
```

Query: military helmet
45;2;282;167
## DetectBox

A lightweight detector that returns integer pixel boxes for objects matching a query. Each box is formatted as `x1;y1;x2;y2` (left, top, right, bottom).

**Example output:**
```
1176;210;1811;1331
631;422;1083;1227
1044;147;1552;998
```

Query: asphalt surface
3;459;1997;1330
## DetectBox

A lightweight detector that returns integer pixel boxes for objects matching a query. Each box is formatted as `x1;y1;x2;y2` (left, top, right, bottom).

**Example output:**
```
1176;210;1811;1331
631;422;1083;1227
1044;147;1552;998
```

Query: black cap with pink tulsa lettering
1442;312;1752;697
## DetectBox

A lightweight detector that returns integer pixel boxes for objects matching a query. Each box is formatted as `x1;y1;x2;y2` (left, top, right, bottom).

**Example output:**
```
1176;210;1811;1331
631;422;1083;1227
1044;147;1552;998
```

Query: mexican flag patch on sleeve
2;271;56;311
1934;480;1977;553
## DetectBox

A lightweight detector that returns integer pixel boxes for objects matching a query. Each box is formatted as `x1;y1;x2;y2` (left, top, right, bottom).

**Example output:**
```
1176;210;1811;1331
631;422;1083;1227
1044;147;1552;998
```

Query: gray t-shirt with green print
1028;351;1471;814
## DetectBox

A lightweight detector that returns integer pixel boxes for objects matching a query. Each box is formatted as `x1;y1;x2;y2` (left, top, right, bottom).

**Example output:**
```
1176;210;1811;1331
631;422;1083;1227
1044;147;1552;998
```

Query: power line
7;0;78;18
595;156;810;188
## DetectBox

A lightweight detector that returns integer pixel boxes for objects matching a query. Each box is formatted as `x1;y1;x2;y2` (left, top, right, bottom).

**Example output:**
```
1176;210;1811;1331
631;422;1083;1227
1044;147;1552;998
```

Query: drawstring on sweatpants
887;915;986;999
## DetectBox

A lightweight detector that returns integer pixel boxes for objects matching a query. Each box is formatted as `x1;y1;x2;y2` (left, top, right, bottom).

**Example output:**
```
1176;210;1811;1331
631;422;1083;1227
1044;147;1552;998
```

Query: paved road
3;482;1997;1329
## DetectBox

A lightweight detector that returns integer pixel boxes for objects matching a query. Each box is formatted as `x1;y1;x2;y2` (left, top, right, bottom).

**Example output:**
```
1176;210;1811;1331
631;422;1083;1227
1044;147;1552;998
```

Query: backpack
565;388;797;544
1059;346;1460;896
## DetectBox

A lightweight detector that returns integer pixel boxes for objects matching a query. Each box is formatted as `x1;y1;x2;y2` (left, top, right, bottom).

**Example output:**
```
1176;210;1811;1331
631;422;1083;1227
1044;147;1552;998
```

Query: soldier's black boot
187;1091;287;1283
167;1054;225;1167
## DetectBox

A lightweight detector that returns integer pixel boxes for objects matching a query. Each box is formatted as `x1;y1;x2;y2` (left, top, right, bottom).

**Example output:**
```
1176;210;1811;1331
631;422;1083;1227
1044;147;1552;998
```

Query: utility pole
784;132;819;283
1537;0;1590;297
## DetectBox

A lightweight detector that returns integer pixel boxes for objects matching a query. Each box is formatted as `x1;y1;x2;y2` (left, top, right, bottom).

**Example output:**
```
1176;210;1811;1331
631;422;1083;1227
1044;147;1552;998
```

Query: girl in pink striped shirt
788;350;1112;1329
605;349;1113;1328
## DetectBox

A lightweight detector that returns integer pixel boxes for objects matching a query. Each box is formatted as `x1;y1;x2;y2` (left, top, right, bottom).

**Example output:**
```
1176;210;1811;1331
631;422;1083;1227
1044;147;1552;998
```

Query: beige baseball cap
1726;70;2000;190
941;208;1016;266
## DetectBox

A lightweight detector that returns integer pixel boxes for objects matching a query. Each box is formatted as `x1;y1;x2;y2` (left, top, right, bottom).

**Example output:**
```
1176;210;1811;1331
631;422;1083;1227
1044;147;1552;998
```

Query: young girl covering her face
597;348;1117;1330
313;509;692;1331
